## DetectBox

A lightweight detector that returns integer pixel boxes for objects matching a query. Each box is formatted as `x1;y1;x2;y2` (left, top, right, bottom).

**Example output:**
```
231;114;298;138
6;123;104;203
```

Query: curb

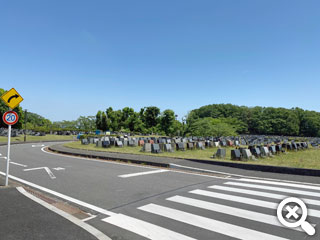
175;159;320;177
49;144;320;177
48;145;170;168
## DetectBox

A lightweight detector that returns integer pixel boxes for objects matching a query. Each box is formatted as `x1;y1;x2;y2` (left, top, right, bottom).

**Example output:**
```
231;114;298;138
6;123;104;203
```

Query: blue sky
1;0;319;121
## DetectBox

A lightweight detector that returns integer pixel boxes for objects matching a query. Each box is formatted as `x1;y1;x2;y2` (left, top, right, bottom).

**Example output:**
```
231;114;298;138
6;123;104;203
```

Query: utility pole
24;109;27;142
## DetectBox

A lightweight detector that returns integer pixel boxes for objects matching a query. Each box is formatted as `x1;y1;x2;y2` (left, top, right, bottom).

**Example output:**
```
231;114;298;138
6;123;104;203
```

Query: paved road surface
0;143;319;240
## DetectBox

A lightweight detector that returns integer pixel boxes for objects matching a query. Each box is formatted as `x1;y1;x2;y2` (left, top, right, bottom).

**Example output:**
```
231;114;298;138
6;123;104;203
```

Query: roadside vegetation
64;141;320;170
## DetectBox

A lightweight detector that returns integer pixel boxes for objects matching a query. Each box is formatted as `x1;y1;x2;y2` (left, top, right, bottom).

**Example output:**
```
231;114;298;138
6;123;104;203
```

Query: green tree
101;112;108;131
144;106;160;129
95;111;102;130
160;109;176;136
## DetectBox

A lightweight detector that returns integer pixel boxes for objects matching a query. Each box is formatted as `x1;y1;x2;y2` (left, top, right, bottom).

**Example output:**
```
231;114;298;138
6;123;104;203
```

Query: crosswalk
101;178;320;240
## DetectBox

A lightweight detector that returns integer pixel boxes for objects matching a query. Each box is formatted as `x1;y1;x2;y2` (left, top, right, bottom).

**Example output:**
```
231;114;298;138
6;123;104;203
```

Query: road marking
238;178;320;191
138;204;289;240
32;144;45;147
118;169;169;178
102;214;196;240
10;162;27;167
166;195;296;230
40;146;320;186
0;171;116;216
169;163;320;186
0;156;7;159
208;185;320;206
17;187;112;240
24;167;56;179
225;182;320;198
53;167;65;171
190;189;320;218
82;213;97;222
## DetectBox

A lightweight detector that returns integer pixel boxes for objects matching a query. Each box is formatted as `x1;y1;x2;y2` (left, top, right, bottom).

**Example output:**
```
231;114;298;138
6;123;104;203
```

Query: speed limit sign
3;111;19;125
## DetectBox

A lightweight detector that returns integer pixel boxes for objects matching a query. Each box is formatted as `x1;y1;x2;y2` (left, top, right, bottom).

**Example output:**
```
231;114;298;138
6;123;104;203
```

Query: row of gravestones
82;136;140;148
211;142;309;161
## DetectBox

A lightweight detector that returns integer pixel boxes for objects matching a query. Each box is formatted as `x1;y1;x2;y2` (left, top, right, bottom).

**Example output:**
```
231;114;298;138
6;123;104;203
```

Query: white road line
190;189;320;218
166;195;297;230
118;169;169;178
225;182;320;198
208;185;320;206
0;171;116;217
0;156;7;159
10;162;27;167
238;178;320;191
82;213;97;222
169;163;320;187
24;167;56;179
138;204;289;240
32;144;45;147
102;214;196;240
17;187;111;240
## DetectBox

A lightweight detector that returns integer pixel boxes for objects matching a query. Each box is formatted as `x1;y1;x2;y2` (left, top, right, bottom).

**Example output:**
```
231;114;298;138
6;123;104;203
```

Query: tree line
95;107;183;136
187;104;320;137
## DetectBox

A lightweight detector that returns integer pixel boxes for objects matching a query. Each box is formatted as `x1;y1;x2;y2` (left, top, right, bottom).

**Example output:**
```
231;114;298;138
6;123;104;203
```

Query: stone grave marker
212;148;226;158
96;140;103;148
116;141;123;147
187;142;194;150
142;143;152;152
241;149;253;160
231;149;241;160
151;144;161;153
164;144;174;152
196;142;205;150
176;142;185;151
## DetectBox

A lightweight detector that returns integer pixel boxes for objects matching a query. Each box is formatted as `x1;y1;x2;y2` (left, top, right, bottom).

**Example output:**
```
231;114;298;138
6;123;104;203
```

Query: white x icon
286;205;299;219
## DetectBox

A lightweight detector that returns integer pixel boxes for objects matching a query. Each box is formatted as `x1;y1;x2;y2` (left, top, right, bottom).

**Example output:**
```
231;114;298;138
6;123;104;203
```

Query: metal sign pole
5;122;12;186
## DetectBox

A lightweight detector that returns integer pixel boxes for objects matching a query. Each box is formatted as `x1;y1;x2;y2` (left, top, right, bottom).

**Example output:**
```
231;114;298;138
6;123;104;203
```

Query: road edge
16;186;112;240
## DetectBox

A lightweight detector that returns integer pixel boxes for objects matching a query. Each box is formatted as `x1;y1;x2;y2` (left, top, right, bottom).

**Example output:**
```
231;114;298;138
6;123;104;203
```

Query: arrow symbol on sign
8;94;19;103
24;167;56;179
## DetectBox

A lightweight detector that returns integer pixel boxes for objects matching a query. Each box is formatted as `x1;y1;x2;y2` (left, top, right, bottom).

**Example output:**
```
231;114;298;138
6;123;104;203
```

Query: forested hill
187;104;320;137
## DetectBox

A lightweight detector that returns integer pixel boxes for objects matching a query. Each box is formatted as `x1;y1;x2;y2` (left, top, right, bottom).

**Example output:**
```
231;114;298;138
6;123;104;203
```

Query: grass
64;141;320;170
0;134;75;143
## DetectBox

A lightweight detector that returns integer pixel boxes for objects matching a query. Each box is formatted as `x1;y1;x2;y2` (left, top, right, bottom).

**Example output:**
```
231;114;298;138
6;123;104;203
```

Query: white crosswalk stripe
100;178;319;240
190;189;320;218
208;185;320;206
224;182;320;198
138;204;289;240
238;178;320;191
166;195;299;230
102;214;196;240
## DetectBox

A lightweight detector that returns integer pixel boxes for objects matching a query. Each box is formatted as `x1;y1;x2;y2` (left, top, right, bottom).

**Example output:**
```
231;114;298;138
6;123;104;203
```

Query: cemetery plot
66;134;320;169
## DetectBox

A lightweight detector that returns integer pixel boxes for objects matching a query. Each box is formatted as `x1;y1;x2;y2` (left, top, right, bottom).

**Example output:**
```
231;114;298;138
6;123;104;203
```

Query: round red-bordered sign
3;111;19;125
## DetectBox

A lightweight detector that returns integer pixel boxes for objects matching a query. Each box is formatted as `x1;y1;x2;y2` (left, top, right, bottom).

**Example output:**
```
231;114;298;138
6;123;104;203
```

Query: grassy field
0;134;75;143
64;141;320;169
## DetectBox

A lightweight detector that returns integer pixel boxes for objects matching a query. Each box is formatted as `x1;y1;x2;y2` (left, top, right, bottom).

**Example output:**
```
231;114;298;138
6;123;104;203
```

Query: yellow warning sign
1;88;24;109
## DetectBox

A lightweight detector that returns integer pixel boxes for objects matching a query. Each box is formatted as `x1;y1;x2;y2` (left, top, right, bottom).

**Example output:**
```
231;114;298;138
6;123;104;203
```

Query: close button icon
277;197;315;236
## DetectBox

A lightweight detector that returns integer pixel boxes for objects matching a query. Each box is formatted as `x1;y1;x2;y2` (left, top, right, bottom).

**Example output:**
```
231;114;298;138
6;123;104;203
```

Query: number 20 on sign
3;111;19;125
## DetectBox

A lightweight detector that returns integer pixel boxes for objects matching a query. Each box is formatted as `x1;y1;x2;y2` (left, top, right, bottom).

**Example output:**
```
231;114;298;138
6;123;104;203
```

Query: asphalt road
1;142;320;240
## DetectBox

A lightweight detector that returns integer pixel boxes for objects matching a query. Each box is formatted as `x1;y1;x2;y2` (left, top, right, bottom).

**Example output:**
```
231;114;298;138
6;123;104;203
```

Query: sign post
6;121;11;186
2;110;19;186
1;88;23;186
